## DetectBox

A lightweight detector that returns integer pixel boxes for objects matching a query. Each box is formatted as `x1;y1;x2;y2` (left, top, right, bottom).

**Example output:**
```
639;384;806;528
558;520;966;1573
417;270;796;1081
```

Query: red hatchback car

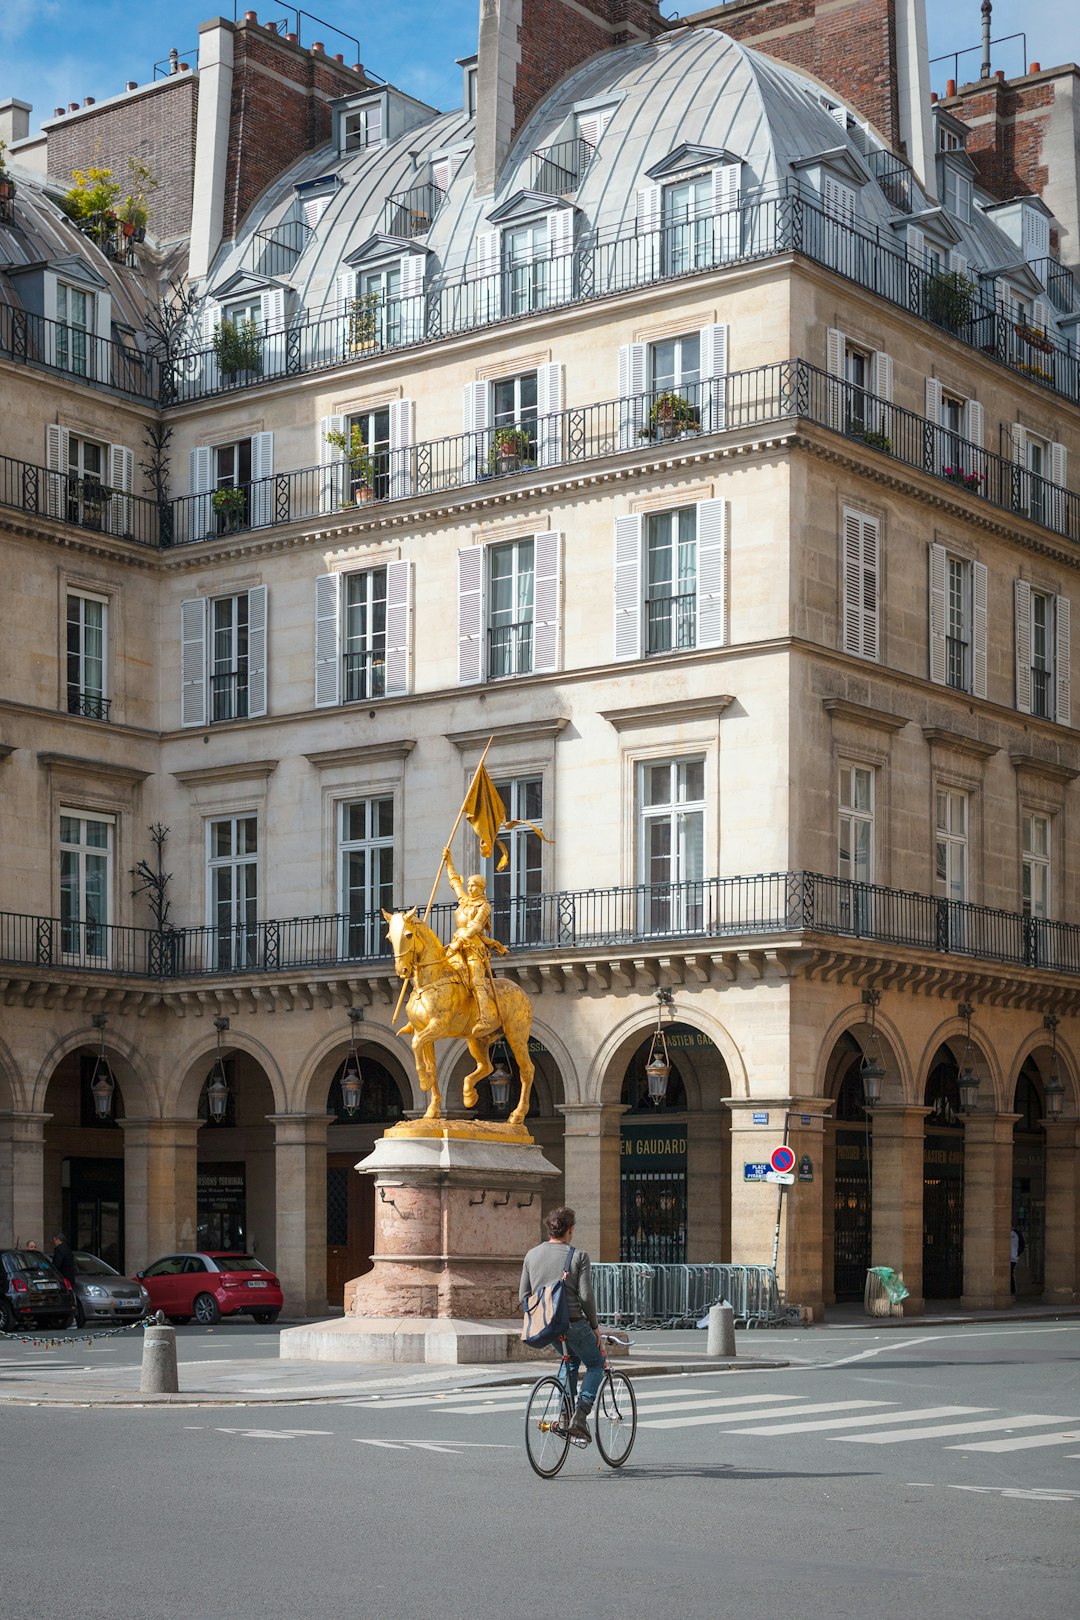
136;1252;283;1325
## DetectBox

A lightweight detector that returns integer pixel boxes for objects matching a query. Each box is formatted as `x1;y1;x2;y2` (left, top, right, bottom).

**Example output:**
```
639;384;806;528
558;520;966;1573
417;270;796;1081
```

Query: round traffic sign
770;1145;796;1174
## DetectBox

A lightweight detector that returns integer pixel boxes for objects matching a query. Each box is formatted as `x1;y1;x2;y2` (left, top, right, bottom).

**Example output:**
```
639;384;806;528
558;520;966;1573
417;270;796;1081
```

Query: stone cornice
304;740;416;769
600;695;735;731
0;744;14;760
445;718;570;749
921;726;999;761
1009;751;1080;784
822;697;910;733
37;751;151;783
171;758;279;786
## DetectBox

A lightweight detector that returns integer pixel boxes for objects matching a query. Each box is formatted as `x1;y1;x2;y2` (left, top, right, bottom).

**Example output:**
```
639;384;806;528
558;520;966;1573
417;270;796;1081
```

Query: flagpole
391;737;495;1029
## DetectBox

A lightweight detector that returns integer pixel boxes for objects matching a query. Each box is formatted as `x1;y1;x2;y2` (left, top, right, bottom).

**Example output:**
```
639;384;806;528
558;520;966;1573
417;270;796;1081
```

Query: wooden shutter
826;327;846;432
532;531;562;673
618;342;646;450
712;163;741;259
383;558;411;697
45;424;70;519
536;362;563;468
636;184;661;283
314;572;341;708
475;229;501;321
400;253;426;343
249;431;274;528
1010;422;1028;464
200;297;220;389
696;498;728;649
948;249;968;277
965;398;986;485
1014;578;1032;715
614;513;643;660
334;270;356;316
925;376;943;473
180;596;208;727
1056;595;1071;725
246;584;268;718
842;509;880;662
548;209;575;304
463;381;488;482
872;351;893;440
928;543;947;685
107;443;134;537
457;546;485;684
261;287;285;332
700;322;729;432
906;224;926;266
972;560;988;699
389;399;415;498
320;413;345;513
188;445;213;541
1050;440;1068;532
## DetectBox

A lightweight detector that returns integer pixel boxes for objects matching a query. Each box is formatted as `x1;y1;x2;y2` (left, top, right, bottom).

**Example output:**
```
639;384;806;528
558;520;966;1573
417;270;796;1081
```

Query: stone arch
441;1020;569;1119
914;1015;1001;1112
1007;1028;1080;1116
295;1023;420;1116
587;1001;746;1107
813;1002;911;1106
33;1025;153;1118
0;1035;20;1110
169;1028;288;1119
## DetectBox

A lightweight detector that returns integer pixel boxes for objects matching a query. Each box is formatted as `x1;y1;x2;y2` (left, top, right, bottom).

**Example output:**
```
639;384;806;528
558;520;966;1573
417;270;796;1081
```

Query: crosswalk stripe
640;1399;891;1430
733;1405;990;1436
837;1414;1073;1445
354;1438;410;1449
947;1428;1080;1453
437;1391;803;1418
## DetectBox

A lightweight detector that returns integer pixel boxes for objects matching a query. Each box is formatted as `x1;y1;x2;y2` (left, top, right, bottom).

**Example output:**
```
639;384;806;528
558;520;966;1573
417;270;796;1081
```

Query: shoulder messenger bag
521;1247;576;1347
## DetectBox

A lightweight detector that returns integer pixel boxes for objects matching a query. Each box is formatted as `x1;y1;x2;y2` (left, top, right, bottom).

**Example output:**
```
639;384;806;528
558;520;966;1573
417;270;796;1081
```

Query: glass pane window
488;777;544;946
223;298;262;330
1022;811;1051;920
343;568;387;701
662;176;712;275
56;282;92;377
347;408;391;500
649;333;700;395
491;373;538;465
211;594;249;722
838;763;874;884
60;812;112;959
946;556;969;690
934;788;968;903
504;221;549;315
339;798;394;958
66;593;108;719
645;508;697;655
1030;591;1053;719
344;105;382;150
639;757;706;934
488;538;535;678
63;433;109;530
207;816;258;970
359;266;401;348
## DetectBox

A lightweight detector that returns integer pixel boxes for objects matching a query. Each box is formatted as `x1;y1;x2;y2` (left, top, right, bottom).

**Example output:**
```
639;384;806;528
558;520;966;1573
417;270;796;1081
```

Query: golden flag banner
464;763;552;870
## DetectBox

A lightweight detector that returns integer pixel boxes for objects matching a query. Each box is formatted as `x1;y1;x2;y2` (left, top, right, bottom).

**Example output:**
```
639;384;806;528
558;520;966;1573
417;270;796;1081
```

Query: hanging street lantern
859;988;885;1108
488;1042;513;1113
1043;1014;1065;1121
957;1002;980;1115
207;1016;231;1124
340;1008;365;1117
644;988;674;1106
89;1014;115;1121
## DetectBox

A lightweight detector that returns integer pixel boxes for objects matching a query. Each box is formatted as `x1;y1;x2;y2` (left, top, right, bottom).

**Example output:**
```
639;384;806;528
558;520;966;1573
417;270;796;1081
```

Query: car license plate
118;1299;141;1310
38;1281;60;1291
247;1280;268;1288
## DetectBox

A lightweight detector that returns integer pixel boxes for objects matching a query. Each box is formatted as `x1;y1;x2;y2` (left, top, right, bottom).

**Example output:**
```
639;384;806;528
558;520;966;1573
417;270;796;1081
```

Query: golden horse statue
382;908;535;1126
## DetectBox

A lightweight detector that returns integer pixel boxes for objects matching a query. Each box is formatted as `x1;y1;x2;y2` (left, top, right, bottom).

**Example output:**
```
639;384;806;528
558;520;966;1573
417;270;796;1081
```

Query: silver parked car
72;1252;150;1327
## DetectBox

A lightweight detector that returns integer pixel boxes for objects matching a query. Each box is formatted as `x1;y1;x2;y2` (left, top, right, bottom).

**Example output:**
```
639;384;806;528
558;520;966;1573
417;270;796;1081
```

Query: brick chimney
474;0;665;198
938;64;1080;270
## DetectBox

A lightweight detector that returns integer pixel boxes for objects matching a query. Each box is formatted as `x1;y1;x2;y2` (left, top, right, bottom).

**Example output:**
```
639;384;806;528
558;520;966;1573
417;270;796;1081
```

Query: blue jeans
563;1318;604;1408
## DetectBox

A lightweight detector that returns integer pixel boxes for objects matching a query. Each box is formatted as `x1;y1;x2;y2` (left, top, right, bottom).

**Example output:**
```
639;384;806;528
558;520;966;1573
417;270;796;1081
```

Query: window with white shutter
314;572;341;707
842;509;880;662
1016;580;1071;723
458;546;485;684
388;399;415;498
183;585;267;725
319;413;346;513
929;544;985;695
618;342;647;450
614;513;643;660
383;558;411;697
475;229;501;322
536;363;563;468
531;532;561;674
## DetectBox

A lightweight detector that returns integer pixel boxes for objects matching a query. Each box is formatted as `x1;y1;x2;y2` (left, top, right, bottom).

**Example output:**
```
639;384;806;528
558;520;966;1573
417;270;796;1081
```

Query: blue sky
3;1;1078;139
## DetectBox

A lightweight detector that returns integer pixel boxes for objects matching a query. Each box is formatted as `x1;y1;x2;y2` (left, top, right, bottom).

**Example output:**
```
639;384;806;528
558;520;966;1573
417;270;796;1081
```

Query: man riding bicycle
519;1206;604;1443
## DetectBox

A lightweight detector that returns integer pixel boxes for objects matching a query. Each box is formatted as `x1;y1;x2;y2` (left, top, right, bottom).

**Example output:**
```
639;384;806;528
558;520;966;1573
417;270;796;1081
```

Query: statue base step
279;1315;549;1365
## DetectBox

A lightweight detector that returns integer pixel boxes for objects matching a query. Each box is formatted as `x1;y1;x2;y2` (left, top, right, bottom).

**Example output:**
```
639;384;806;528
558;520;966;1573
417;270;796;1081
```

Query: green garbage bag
868;1266;909;1305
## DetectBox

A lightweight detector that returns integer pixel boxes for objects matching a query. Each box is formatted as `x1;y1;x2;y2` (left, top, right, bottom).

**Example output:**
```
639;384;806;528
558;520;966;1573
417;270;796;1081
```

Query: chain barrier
0;1313;161;1351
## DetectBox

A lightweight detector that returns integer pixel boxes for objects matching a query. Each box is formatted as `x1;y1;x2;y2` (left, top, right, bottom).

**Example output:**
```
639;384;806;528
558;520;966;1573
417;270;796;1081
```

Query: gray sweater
519;1241;599;1330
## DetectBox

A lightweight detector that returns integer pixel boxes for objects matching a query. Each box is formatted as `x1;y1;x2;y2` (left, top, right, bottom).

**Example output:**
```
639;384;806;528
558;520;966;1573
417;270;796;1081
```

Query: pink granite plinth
345;1135;560;1321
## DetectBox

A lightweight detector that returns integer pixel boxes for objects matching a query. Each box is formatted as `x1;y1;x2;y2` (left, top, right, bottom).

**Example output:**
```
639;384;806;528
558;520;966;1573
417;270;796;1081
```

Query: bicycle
524;1331;637;1478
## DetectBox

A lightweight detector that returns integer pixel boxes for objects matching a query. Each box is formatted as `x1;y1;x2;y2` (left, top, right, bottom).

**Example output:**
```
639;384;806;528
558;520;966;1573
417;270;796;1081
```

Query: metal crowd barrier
592;1262;784;1328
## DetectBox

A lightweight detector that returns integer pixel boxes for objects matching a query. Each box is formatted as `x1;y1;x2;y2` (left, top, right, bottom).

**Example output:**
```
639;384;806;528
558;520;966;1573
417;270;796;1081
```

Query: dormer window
343;104;382;153
942;165;972;225
938;126;965;153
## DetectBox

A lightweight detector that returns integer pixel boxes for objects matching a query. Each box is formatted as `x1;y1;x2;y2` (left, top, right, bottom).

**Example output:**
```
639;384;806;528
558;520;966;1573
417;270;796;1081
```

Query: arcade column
558;1103;626;1260
962;1112;1018;1310
120;1117;201;1275
867;1105;931;1315
271;1112;332;1317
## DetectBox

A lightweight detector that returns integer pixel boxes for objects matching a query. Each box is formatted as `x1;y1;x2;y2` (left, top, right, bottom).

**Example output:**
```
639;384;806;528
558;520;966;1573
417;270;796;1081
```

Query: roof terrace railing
381;180;446;238
530;137;595;196
3;872;1078;980
0;303;161;404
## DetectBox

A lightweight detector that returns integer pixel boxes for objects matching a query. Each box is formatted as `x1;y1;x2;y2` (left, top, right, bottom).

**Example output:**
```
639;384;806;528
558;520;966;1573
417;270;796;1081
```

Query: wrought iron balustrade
488;620;534;679
242;220;312;277
0;303;160;404
3;872;1080;981
67;690;112;721
531;137;595;196
381;181;446;237
343;648;386;702
0;451;160;544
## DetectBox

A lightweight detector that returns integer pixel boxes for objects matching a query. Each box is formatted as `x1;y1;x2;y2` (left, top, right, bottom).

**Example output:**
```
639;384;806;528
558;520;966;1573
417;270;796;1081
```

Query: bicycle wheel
524;1376;572;1479
595;1371;637;1467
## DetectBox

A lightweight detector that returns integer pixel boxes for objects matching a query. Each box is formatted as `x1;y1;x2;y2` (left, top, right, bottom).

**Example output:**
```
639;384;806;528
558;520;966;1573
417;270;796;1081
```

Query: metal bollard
140;1323;179;1394
707;1301;736;1358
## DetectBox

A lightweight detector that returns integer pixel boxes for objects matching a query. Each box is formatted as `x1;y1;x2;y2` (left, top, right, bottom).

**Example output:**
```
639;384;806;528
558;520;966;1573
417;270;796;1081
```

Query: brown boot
568;1401;592;1443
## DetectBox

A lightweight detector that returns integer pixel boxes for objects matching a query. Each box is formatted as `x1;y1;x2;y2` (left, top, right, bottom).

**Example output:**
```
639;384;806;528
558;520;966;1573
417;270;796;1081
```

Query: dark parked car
0;1248;75;1331
137;1252;283;1324
72;1252;150;1328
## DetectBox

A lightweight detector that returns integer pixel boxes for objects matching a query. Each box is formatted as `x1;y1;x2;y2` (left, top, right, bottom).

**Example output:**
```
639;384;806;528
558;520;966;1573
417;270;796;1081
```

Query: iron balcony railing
0;303;160;404
866;149;916;215
488;620;534;679
381;181;446;238
530;137;595;196
241;220;312;278
343;648;386;702
4;360;1078;549
160;182;1080;412
646;592;696;655
161;360;1080;547
3;871;1080;980
66;690;111;721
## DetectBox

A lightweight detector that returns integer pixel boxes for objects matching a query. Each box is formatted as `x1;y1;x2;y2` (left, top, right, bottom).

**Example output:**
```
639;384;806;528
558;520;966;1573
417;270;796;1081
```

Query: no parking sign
769;1145;796;1175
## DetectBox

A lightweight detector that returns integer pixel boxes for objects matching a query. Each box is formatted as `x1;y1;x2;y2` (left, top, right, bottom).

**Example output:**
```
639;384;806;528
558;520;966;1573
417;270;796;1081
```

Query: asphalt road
3;1321;1078;1620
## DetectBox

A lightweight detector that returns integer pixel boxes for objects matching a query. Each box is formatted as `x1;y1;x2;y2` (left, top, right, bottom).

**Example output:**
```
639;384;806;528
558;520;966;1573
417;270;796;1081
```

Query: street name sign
765;1169;795;1185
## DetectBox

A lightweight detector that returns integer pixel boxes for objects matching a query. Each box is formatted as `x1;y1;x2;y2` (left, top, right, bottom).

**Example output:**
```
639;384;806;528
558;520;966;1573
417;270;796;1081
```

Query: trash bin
864;1266;909;1318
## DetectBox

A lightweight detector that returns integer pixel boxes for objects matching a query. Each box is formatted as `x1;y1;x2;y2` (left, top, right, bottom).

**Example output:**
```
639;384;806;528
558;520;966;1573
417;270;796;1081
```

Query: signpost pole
770;1115;794;1276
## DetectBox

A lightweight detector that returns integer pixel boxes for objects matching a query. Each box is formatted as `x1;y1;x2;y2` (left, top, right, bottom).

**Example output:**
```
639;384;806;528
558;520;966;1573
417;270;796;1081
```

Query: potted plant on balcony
211;485;247;533
856;427;893;454
119;157;156;243
922;269;975;335
59;165;122;249
641;390;701;441
213;316;263;379
347;291;382;353
324;422;376;504
488;426;532;475
943;465;984;492
77;475;113;529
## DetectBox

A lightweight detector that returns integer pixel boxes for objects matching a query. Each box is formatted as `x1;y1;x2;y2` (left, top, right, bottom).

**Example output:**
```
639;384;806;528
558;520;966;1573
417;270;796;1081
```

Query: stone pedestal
280;1131;560;1364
